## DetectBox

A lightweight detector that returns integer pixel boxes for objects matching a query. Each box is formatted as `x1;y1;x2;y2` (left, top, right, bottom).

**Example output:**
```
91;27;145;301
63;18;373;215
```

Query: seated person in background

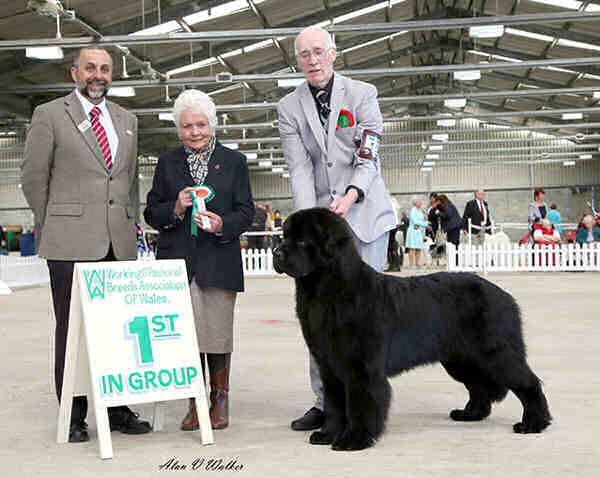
533;218;561;244
575;214;600;245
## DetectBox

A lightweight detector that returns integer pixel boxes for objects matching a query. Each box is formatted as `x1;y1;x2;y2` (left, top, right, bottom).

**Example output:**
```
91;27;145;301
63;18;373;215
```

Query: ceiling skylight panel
183;0;265;26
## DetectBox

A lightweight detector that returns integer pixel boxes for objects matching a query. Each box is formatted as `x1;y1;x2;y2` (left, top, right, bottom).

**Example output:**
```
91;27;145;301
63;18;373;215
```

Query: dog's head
272;208;355;278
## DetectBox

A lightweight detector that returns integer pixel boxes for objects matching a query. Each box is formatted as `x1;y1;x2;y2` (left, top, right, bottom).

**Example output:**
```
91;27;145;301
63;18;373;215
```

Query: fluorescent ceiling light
425;154;439;160
130;20;180;36
562;112;583;120
158;113;174;122
167;57;218;76
282;172;290;178
454;70;481;81
278;78;305;88
244;39;274;53
245;153;258;160
421;167;433;172
183;0;264;26
26;46;63;60
469;25;504;39
563;160;576;166
444;98;466;108
557;38;600;52
258;160;272;167
272;167;284;173
505;28;554;42
423;161;436;166
437;119;456;127
224;143;239;150
594;91;600;98
579;154;592;159
334;2;389;24
432;133;449;142
428;145;443;151
531;0;585;9
107;87;136;97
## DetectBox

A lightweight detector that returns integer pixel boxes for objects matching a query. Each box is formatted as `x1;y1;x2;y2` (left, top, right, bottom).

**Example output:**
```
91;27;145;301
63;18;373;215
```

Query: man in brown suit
21;46;151;442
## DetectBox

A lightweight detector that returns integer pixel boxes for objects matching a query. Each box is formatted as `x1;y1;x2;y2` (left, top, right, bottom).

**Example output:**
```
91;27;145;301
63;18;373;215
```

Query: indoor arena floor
1;270;598;478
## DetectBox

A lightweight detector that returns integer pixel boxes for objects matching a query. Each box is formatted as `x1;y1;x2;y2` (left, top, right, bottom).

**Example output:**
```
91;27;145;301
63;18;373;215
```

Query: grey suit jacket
21;90;139;260
278;73;396;243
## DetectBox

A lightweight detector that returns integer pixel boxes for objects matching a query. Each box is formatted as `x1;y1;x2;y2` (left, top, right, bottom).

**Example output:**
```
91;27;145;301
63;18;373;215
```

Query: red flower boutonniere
336;109;355;130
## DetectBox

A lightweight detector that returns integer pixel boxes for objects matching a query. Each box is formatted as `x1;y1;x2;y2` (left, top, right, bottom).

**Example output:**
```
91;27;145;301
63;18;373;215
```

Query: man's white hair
172;89;217;138
294;25;336;55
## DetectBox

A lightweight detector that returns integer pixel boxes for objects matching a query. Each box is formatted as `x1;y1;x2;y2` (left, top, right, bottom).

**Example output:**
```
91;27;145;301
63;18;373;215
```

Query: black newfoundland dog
273;208;551;451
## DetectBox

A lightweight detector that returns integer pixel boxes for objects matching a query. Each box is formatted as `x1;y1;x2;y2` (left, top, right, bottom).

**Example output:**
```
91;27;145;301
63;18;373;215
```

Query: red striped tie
89;106;113;170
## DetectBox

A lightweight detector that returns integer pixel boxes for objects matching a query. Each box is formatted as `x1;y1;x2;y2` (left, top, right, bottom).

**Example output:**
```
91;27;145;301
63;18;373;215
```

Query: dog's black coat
273;208;551;451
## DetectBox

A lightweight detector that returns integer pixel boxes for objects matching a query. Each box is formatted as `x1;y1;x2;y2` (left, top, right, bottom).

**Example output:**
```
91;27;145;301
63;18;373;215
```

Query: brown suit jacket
21;90;139;260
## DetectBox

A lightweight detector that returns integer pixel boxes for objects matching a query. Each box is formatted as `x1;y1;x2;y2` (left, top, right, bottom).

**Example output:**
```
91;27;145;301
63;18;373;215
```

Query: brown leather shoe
181;398;199;431
208;353;231;429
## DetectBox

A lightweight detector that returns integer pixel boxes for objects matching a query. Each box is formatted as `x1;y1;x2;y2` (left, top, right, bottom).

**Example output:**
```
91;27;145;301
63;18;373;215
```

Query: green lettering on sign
128;316;154;364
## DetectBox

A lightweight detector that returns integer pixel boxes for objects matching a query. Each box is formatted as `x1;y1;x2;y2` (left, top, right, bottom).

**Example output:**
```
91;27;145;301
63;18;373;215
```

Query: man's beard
80;80;108;100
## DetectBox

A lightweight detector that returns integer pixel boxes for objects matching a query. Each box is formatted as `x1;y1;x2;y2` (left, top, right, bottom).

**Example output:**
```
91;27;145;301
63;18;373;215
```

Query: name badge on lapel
78;120;92;133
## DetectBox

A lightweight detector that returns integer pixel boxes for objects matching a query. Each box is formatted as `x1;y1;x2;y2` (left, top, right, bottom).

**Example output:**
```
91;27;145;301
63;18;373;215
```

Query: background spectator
405;198;428;268
247;203;267;250
575;215;600;245
547;204;562;237
433;194;462;248
528;188;548;232
462;188;492;245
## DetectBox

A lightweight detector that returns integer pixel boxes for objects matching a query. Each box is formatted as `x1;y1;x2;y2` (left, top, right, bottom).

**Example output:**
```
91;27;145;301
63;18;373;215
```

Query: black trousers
47;246;118;425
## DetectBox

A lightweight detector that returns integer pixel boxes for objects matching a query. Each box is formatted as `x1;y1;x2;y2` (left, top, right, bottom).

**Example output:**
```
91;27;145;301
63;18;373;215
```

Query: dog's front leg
309;364;345;445
331;366;391;451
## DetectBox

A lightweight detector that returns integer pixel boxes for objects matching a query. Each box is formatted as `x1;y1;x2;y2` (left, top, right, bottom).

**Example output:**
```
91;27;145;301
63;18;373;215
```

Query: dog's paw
309;430;335;445
331;430;375;451
450;405;490;421
513;419;551;434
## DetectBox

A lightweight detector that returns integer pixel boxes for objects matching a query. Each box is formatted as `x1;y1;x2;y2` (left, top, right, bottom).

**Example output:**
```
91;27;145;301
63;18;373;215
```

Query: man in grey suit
278;26;397;431
21;46;151;442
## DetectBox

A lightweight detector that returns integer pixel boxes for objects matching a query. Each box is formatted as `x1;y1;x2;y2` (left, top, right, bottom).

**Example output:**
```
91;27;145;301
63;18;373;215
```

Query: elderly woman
404;197;428;267
144;89;254;430
576;215;600;245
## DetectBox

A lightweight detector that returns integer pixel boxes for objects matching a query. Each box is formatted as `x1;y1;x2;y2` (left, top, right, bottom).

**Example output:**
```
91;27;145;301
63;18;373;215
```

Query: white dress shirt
75;89;119;164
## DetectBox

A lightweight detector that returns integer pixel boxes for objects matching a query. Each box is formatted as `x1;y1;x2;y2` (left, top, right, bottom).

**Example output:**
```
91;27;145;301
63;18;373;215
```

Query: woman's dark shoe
108;407;152;434
291;407;324;431
69;421;90;442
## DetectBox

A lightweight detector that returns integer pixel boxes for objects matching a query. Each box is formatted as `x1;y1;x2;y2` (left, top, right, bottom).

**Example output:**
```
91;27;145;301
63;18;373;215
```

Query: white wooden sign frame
56;259;213;459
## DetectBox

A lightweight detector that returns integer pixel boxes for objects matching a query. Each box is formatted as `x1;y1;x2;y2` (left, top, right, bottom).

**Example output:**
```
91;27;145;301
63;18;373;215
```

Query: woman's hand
194;210;223;234
174;187;195;217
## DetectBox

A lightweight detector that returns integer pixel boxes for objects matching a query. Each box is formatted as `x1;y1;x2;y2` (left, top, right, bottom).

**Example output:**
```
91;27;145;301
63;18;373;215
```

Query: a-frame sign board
56;259;213;459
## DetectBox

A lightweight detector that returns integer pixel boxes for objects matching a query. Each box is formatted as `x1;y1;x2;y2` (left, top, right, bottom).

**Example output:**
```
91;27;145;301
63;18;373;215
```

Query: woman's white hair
411;196;423;206
172;89;217;137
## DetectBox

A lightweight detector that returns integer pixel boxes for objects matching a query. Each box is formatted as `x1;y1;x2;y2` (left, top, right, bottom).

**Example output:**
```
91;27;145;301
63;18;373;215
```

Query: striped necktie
89;106;113;170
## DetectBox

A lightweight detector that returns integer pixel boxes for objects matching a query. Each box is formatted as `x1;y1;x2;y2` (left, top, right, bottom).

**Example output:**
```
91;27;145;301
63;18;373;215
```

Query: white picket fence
0;248;279;290
447;242;600;273
0;255;50;289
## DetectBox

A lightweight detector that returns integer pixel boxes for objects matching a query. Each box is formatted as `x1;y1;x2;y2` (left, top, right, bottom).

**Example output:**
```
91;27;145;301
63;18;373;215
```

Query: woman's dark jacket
437;202;462;233
143;142;254;292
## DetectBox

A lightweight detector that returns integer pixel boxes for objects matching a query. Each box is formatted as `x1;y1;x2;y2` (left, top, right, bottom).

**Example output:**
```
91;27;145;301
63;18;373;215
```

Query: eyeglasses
296;48;331;63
